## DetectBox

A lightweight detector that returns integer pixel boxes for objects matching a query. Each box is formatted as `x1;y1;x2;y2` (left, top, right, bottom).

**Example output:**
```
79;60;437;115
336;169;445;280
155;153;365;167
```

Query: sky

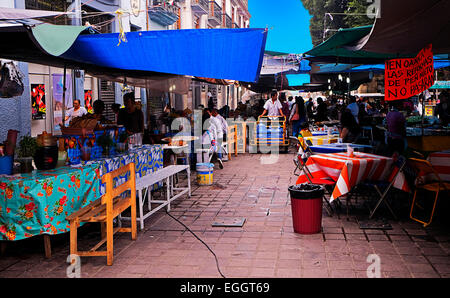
248;0;313;54
248;0;313;85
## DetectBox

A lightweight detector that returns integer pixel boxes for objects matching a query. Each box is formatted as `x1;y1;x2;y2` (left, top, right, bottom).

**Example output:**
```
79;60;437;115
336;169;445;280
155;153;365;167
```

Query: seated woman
340;108;361;143
297;122;312;149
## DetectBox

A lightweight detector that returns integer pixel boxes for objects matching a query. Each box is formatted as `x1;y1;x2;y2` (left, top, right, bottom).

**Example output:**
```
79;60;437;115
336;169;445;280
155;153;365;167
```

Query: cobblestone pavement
1;151;449;278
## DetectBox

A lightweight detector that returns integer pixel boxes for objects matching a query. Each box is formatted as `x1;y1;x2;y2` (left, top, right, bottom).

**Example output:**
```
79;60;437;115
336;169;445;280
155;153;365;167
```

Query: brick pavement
0;150;449;278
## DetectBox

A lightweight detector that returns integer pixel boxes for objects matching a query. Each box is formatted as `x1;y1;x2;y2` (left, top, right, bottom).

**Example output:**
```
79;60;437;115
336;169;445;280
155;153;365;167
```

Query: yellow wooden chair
66;163;137;265
409;158;450;227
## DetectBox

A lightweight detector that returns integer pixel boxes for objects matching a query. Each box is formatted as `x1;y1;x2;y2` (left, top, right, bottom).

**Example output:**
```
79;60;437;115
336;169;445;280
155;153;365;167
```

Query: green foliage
344;0;375;28
17;136;37;158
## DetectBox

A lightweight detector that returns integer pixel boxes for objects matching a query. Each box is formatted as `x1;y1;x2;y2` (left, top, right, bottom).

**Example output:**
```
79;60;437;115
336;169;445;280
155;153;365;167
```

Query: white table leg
166;177;171;212
187;168;191;197
139;189;144;230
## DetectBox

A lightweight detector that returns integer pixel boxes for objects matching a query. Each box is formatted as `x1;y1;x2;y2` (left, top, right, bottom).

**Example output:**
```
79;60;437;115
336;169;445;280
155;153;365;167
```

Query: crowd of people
63;89;450;161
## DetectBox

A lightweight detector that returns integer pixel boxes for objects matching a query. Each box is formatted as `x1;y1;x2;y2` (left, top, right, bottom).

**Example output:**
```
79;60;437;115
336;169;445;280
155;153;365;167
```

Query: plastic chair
408;158;450;227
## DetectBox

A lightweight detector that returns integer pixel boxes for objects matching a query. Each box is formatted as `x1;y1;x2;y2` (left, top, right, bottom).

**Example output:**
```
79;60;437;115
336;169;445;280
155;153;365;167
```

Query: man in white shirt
260;90;284;118
65;99;87;123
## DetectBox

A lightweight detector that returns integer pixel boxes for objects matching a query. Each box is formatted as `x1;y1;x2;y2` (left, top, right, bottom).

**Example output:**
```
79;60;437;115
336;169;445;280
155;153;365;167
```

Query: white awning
0;7;69;21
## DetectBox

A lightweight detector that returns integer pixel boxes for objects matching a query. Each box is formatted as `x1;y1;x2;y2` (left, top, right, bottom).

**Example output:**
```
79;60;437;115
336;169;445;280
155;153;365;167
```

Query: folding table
296;152;409;218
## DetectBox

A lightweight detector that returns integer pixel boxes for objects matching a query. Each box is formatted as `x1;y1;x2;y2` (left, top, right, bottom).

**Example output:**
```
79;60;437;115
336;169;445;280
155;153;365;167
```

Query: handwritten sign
385;44;434;101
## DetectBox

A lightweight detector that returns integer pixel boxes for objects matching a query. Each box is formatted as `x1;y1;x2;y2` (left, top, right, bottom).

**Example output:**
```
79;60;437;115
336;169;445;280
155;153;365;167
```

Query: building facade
0;0;251;140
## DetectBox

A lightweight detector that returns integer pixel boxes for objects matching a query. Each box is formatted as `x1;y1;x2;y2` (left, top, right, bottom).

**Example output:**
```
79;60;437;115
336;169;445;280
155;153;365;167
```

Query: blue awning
61;28;267;82
0;24;267;87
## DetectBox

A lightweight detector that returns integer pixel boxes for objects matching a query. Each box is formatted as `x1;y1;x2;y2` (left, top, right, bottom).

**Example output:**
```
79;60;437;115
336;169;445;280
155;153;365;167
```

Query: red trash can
288;184;324;234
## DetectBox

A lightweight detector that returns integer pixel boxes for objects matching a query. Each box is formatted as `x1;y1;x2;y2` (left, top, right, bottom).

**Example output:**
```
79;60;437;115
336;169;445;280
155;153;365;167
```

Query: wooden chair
409;158;450;227
226;124;238;160
66;163;137;266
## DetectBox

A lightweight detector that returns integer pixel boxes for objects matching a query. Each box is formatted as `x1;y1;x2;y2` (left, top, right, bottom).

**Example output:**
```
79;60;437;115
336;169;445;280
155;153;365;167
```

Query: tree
344;0;375;28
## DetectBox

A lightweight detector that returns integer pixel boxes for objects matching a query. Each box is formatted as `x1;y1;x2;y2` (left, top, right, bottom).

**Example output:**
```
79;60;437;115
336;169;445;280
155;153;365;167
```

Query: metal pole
62;65;67;128
146;0;149;31
421;91;425;136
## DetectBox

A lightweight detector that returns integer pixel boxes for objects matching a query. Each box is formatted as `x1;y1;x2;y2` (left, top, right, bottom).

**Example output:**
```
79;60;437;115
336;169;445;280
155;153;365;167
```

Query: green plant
17;136;37;158
96;133;114;149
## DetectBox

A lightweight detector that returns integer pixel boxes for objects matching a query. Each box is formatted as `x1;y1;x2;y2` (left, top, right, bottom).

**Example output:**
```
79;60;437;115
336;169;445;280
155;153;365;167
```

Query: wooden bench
121;165;191;230
66;163;137;266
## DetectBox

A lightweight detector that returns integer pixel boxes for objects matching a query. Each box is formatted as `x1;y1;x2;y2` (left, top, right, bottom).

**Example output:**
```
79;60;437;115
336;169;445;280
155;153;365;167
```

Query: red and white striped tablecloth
428;151;450;181
296;152;409;202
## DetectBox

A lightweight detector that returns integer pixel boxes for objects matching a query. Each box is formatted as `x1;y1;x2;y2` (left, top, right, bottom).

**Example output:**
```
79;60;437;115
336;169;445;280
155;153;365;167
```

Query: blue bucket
0;156;13;175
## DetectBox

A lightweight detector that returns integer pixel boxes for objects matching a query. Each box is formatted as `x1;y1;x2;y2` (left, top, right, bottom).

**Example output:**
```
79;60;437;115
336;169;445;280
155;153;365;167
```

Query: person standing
346;96;359;124
212;108;228;141
386;100;407;156
260;90;284;117
289;96;307;137
315;97;328;122
287;96;295;111
279;93;290;120
65;99;87;123
306;98;315;120
117;92;144;135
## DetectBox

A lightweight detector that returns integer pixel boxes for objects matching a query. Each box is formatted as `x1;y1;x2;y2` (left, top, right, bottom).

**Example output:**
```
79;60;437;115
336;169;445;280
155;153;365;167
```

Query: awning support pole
62;64;67;128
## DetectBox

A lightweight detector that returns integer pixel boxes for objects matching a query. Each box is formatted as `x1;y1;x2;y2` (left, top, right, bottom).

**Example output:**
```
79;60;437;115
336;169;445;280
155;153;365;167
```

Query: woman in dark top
315;97;328;122
340;108;360;143
289;96;307;137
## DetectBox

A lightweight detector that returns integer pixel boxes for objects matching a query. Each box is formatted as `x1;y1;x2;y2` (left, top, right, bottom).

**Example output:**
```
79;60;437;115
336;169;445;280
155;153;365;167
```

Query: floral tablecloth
0;164;101;241
82;144;163;194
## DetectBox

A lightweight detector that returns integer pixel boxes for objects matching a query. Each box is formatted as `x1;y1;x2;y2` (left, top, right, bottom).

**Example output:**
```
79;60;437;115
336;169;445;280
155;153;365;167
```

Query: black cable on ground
164;210;226;278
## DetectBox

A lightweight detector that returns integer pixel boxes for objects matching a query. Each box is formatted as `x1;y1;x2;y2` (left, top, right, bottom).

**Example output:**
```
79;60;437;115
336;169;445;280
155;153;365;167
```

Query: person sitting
92;99;111;124
340;108;361;143
111;103;121;124
117;92;144;135
297;122;312;150
65;99;87;123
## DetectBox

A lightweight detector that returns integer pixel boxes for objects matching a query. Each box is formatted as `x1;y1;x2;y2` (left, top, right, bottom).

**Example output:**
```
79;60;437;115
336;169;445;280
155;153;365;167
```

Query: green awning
429;81;450;89
305;25;414;63
30;23;91;56
264;50;291;57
